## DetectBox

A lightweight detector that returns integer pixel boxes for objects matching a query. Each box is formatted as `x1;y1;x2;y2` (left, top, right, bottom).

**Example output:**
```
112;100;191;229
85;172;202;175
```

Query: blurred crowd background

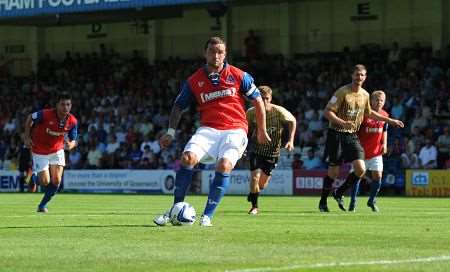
0;41;449;173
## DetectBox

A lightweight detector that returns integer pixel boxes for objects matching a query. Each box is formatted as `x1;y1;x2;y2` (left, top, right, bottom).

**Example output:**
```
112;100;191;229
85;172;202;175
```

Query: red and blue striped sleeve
240;72;260;100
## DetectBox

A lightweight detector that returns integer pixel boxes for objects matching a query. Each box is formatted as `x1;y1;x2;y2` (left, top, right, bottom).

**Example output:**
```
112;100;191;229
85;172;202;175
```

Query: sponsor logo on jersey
200;87;237;103
46;128;66;137
198;81;204;87
365;127;383;133
346;109;360;118
226;75;235;84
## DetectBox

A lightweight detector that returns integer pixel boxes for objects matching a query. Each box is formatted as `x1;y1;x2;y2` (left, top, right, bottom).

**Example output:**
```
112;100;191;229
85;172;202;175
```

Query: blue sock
203;172;230;218
173;166;194;204
350;180;360;207
38;183;58;209
368;179;382;204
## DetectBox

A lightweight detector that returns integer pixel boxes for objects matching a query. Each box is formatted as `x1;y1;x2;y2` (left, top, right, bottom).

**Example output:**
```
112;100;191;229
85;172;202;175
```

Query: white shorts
184;127;248;167
351;155;383;172
365;155;383;171
32;150;65;173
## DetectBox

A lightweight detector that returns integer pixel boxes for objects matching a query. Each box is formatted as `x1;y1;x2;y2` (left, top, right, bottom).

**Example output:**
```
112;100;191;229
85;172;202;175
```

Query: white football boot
199;215;213;227
153;210;170;226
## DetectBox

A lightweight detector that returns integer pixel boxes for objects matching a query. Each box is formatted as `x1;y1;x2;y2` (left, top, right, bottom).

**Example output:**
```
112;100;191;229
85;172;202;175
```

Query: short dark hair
353;64;367;73
57;92;72;102
204;36;226;51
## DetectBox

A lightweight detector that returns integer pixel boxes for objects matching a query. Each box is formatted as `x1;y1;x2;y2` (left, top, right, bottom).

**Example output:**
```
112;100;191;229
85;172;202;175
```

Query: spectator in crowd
105;134;120;154
307;110;325;133
434;98;450;120
410;110;429;132
86;142;102;169
419;139;438;169
128;142;142;168
436;126;450;168
68;148;82;169
166;154;181;171
140;133;160;154
302;148;323;170
291;153;303;170
390;96;405;120
244;29;260;60
140;145;154;161
401;145;420;169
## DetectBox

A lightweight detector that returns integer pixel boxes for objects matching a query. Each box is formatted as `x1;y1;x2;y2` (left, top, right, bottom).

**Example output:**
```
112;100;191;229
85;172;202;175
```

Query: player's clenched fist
160;134;173;149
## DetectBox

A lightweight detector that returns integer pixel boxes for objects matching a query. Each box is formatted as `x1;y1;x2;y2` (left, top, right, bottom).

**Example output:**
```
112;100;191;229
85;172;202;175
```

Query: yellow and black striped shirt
247;104;296;158
326;84;371;133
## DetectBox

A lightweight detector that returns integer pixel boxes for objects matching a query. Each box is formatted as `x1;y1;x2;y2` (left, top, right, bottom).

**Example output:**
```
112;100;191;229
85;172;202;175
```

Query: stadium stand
0;43;449;174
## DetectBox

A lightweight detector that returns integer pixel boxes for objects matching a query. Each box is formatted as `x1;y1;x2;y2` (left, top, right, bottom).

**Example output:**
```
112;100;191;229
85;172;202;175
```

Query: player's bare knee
327;167;339;179
38;174;50;186
354;167;366;178
251;172;260;183
259;181;268;190
216;158;233;173
250;172;260;192
51;178;62;187
181;152;198;167
258;174;271;189
352;160;366;177
372;171;382;181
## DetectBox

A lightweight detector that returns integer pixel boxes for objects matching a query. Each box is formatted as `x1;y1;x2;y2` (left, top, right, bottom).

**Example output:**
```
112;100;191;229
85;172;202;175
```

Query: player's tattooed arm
168;104;184;131
160;105;185;149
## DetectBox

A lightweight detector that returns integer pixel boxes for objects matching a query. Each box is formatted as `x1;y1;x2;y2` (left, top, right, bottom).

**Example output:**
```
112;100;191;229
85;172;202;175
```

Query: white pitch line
2;214;118;218
225;255;450;272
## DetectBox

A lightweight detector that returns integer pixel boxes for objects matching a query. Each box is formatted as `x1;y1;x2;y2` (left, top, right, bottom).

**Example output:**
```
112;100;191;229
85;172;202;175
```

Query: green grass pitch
1;193;450;272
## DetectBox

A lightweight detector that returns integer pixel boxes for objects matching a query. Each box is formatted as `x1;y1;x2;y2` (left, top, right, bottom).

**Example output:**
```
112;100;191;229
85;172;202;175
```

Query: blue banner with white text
0;0;217;18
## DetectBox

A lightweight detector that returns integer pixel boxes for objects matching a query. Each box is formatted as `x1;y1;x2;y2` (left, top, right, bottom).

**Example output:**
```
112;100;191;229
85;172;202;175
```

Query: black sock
320;176;334;204
248;192;259;208
336;172;360;197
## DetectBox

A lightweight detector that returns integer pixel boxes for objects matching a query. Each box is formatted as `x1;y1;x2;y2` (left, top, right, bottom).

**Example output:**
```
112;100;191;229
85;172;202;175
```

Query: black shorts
324;129;365;166
249;153;278;176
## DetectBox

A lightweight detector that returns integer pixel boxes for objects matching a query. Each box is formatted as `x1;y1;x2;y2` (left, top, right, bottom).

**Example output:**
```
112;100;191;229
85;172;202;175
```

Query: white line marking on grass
225;255;450;272
3;214;113;218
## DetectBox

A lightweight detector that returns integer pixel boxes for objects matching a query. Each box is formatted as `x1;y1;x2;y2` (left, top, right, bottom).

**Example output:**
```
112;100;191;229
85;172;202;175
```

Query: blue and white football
169;202;196;226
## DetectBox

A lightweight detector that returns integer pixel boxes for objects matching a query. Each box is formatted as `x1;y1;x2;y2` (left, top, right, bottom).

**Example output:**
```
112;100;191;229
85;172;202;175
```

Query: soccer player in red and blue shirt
154;36;270;227
349;90;388;212
24;92;78;213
